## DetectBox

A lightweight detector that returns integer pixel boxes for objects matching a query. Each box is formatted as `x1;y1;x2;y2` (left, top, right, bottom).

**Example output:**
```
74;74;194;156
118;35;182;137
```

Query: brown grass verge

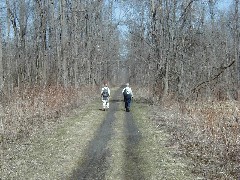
1;85;98;143
1;98;106;179
132;86;239;179
150;100;240;179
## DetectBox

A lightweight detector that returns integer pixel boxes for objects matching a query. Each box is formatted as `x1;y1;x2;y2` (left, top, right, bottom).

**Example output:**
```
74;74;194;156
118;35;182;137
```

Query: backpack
102;88;109;97
123;88;130;97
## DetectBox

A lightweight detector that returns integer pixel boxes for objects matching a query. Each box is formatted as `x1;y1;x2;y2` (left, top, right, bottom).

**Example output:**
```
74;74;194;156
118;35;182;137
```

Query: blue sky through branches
218;0;232;10
112;0;235;58
113;0;234;36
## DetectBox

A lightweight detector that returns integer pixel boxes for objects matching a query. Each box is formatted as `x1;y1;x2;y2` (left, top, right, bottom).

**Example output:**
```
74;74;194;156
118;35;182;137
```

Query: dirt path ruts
69;88;122;179
69;87;144;180
124;112;144;180
2;87;196;179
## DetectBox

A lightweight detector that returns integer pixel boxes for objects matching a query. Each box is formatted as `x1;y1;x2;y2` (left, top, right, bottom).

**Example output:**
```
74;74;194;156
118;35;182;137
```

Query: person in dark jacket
122;83;133;112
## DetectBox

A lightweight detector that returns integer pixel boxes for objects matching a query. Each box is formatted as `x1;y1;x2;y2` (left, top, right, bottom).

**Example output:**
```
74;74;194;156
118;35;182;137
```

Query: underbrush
132;86;153;104
151;100;240;179
1;85;98;142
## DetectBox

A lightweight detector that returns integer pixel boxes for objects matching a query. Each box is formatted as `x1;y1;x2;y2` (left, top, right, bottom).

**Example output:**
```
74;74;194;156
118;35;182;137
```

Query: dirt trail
3;87;196;179
69;87;146;180
124;112;144;180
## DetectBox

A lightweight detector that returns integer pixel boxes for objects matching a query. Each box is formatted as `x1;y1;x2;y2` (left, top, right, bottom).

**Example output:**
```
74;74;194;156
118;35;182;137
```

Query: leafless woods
123;0;239;102
0;0;239;101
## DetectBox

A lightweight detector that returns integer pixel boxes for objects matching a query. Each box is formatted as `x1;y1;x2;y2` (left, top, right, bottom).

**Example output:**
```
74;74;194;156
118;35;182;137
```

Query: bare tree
121;0;238;102
234;0;240;98
0;24;3;91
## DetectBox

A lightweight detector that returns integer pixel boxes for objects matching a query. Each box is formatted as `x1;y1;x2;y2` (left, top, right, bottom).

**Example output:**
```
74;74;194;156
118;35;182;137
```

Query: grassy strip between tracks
105;102;126;180
106;101;197;180
133;102;197;179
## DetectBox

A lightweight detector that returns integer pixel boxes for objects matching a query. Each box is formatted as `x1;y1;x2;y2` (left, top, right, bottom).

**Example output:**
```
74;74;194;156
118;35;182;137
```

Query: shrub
152;100;240;179
2;85;98;142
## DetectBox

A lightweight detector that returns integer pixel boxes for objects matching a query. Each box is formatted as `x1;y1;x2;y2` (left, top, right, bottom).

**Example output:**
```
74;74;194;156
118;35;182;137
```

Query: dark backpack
102;88;109;97
123;89;128;96
123;88;131;98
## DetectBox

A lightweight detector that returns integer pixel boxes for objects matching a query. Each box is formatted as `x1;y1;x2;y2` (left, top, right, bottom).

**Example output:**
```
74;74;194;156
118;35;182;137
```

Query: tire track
69;88;122;180
69;87;145;180
124;111;144;180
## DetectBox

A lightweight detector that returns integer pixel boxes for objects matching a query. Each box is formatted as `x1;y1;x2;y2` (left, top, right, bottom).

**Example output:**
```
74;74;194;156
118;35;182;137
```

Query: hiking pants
124;97;131;111
102;98;109;109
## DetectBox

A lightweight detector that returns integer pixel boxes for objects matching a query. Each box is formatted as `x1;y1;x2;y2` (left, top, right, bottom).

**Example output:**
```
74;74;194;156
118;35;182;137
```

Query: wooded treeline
1;1;239;179
125;0;239;101
0;0;120;96
0;0;124;142
0;0;239;101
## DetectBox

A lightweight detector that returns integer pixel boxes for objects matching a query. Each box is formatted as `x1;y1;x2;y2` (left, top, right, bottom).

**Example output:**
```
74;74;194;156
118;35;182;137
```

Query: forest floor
2;87;201;180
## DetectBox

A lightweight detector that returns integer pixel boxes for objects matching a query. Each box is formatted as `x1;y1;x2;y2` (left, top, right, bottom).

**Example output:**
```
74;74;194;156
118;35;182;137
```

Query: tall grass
1;85;98;142
151;100;240;179
133;87;239;179
183;101;240;179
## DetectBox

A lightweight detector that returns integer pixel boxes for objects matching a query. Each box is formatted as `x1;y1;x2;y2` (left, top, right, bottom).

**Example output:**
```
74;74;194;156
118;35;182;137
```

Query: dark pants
124;96;132;112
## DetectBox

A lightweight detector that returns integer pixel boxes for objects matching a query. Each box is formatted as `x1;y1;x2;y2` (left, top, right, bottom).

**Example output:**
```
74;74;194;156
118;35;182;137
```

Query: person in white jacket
122;83;133;112
101;83;110;111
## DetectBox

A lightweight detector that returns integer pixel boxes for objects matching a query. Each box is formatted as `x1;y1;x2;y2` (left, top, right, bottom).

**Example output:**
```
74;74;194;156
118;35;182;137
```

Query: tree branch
191;60;235;93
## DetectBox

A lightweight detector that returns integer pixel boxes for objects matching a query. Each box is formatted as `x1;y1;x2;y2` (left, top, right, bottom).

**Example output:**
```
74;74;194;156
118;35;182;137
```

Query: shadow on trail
110;99;124;103
68;86;144;180
124;112;144;180
69;89;122;180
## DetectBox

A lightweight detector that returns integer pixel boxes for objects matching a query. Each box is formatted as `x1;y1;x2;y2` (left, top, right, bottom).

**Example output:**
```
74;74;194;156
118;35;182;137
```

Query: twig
191;60;235;93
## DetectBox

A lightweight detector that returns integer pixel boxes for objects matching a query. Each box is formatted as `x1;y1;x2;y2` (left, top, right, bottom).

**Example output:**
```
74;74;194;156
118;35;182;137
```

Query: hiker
101;83;110;111
122;83;133;112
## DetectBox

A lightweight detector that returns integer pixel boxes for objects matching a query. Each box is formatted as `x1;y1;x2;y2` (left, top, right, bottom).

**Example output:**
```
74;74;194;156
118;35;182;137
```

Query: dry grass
105;97;195;180
2;84;239;179
151;100;240;179
2;100;106;179
105;107;126;180
0;84;99;179
132;85;153;104
119;85;240;179
1;85;98;142
133;103;196;180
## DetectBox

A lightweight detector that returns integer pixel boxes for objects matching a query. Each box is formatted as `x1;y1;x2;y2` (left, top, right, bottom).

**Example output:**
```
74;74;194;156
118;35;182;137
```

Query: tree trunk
0;25;3;91
234;0;240;99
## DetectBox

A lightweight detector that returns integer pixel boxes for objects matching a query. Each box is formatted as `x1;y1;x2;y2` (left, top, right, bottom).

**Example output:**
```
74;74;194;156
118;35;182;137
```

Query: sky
113;0;235;34
113;0;235;58
218;0;233;10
